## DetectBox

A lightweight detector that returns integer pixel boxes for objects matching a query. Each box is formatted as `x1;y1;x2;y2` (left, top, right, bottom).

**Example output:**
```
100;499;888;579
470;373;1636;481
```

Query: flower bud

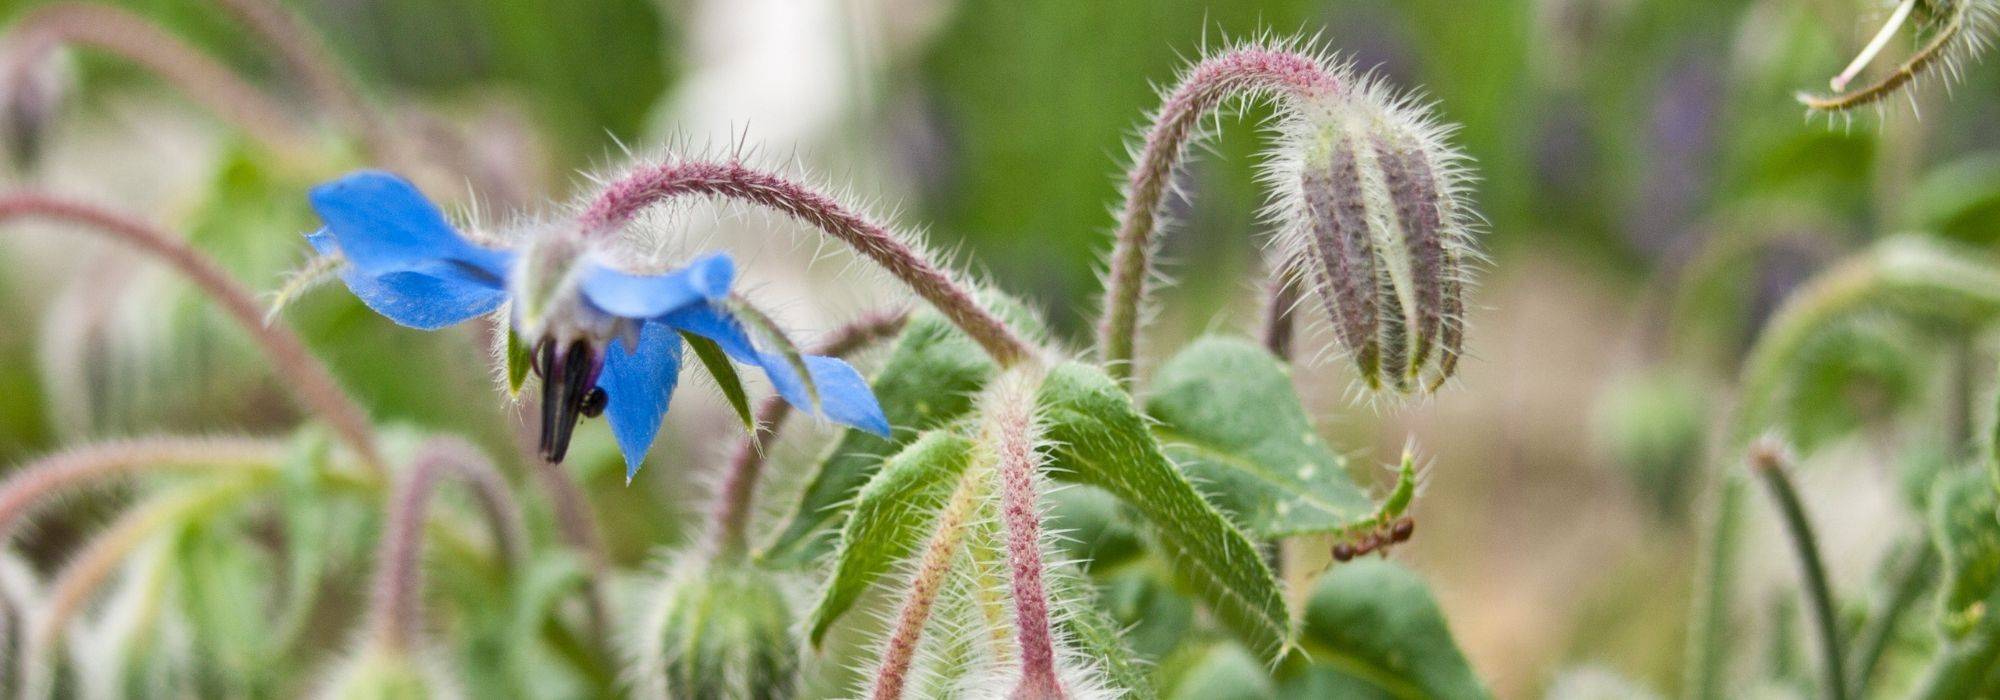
633;556;800;699
0;44;69;170
1278;73;1475;393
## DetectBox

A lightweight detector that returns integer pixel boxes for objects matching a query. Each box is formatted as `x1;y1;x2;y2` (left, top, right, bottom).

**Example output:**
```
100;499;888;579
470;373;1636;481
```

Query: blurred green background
3;0;1997;696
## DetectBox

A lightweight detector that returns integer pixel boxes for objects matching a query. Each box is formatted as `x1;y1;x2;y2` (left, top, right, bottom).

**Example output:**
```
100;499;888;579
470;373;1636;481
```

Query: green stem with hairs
1750;441;1845;700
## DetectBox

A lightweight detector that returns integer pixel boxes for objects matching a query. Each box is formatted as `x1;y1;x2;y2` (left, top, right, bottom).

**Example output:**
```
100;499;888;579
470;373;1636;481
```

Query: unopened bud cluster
633;557;800;699
1273;71;1476;393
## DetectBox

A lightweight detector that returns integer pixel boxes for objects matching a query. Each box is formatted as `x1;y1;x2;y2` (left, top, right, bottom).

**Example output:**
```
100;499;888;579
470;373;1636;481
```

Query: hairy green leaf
506;327;532;397
1289;558;1489;700
680;331;755;432
1035;361;1292;662
806;431;979;645
1145;337;1377;537
1909;469;2000;698
1051;564;1151;697
764;297;1040;564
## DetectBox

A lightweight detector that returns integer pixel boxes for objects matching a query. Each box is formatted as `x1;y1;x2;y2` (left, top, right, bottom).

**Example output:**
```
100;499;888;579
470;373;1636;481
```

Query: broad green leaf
1161;641;1276;700
1035;361;1292;662
1145;337;1377;537
1288;558;1489;700
764;296;1041;564
806;431;979;645
1050;564;1151;697
1908;469;2000;698
680;331;755;432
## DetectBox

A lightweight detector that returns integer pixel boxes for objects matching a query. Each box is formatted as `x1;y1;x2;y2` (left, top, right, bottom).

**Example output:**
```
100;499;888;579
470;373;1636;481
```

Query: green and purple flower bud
632;556;800;699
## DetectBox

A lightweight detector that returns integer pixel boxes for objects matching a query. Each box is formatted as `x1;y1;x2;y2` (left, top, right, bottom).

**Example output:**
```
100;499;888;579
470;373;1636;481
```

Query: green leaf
680;331;755;432
763;296;1041;564
1144;337;1379;537
506;326;533;398
1162;641;1276;700
1050;564;1151;697
1035;361;1292;662
1908;469;2000;698
1288;558;1490;700
806;431;979;645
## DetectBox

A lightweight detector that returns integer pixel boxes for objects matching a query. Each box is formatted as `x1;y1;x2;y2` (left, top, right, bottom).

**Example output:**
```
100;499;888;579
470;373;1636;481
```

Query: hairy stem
0;193;385;475
1750;439;1845;700
22;477;264;697
988;374;1063;700
872;471;985;700
1096;46;1338;383
578;159;1033;367
208;0;391;156
1685;473;1746;700
711;308;910;557
0;436;281;543
0;3;312;155
368;438;527;653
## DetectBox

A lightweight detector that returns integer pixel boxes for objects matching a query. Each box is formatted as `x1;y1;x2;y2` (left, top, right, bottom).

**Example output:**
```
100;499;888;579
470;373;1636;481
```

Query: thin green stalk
1685;472;1746;700
1847;538;1935;695
1750;440;1845;700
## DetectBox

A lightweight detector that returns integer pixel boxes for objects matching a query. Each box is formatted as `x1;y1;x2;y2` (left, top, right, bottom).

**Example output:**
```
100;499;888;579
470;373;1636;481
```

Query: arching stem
0;436;282;543
0;193;385;476
871;470;985;700
368;438;528;653
209;0;393;159
1096;46;1338;384
710;308;910;558
578;159;1034;367
0;3;313;156
1750;439;1845;700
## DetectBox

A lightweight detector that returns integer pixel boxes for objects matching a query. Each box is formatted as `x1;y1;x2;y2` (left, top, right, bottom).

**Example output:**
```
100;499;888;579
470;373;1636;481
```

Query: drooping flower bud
632;555;801;699
0;41;69;170
1276;72;1476;393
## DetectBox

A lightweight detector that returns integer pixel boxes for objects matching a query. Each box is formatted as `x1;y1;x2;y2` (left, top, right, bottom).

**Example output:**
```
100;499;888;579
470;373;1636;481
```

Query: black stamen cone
538;340;601;463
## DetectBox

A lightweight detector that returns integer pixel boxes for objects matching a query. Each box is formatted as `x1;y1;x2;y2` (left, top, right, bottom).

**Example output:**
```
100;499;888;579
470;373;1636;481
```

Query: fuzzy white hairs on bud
1265;64;1479;393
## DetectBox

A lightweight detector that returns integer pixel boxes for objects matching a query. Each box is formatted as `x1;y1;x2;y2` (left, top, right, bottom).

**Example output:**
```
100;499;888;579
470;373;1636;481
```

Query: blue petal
597;321;685;479
578;253;735;319
308;170;512;281
336;267;509;330
306;228;511;330
663;304;890;437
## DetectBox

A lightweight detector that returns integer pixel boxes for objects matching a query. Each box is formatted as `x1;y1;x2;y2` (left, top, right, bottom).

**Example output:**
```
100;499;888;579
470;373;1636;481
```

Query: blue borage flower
302;170;890;478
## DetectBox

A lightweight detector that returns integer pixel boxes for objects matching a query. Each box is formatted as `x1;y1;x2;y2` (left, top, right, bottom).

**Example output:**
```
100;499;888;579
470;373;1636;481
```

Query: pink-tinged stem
710;307;911;557
578;159;1033;367
209;0;390;156
0;3;311;156
368;438;527;653
989;379;1063;700
871;473;984;700
0;193;385;476
1097;47;1338;384
0;436;280;543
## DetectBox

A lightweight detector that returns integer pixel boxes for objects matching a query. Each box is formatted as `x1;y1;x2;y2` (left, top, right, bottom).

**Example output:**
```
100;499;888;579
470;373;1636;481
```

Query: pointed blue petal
308;170;512;280
335;267;508;330
597;321;685;479
662;303;889;437
801;355;890;437
579;253;735;319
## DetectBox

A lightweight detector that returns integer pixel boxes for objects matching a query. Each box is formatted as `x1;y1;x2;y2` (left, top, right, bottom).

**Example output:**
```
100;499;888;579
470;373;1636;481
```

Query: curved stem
1848;536;1934;695
710;308;910;557
1749;439;1845;700
578;159;1034;367
1685;472;1745;700
1096;46;1338;384
368;438;527;652
0;193;385;476
0;436;281;543
987;374;1063;700
871;469;984;700
208;0;391;157
0;3;313;156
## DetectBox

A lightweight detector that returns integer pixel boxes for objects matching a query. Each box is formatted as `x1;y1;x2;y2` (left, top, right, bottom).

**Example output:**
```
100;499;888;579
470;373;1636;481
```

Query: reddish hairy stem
0;193;385;476
710;308;911;557
989;378;1064;700
578;159;1033;367
369;438;527;652
871;473;983;700
0;3;311;155
1097;47;1337;384
0;436;280;543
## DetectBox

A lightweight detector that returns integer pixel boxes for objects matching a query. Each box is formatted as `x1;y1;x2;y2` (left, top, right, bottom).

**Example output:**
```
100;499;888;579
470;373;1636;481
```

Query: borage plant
0;14;1491;698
